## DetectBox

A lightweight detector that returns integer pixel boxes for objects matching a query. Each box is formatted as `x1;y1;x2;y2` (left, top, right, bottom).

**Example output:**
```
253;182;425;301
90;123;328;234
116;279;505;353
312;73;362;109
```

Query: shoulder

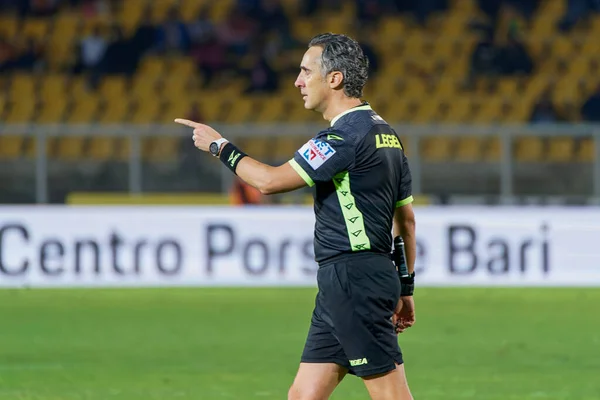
339;110;386;137
315;128;352;143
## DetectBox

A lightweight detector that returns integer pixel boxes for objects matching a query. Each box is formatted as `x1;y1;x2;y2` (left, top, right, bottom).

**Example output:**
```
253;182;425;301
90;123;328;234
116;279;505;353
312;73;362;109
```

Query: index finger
174;118;201;128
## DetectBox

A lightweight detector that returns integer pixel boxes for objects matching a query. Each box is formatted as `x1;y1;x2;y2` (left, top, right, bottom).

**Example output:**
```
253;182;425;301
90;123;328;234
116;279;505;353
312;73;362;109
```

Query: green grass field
1;288;599;400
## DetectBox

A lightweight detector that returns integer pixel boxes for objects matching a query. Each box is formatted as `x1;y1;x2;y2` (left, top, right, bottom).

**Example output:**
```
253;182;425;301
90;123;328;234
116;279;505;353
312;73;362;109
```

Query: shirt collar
330;102;372;127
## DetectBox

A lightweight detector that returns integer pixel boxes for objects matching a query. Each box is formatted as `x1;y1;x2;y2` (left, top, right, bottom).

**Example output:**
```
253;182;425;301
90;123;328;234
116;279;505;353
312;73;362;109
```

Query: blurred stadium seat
0;0;598;165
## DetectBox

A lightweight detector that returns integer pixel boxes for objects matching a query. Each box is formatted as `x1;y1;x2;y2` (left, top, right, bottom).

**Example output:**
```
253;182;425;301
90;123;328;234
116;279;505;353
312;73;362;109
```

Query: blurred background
1;0;599;206
2;3;600;399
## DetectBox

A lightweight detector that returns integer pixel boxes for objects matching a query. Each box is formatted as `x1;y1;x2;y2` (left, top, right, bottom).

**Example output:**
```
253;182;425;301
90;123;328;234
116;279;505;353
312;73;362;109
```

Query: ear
328;71;344;90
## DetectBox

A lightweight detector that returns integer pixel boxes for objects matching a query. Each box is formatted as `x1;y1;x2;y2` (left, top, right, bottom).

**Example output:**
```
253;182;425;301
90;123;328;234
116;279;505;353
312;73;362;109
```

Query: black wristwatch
209;138;229;157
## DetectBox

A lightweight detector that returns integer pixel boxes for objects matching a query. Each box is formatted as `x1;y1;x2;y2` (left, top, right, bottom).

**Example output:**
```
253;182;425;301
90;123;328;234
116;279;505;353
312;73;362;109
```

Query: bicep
393;202;415;236
267;161;310;194
235;157;308;195
396;154;413;206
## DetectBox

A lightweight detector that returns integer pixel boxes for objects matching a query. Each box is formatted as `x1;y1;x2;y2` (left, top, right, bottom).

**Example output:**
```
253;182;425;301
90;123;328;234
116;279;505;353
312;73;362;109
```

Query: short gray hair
308;33;369;99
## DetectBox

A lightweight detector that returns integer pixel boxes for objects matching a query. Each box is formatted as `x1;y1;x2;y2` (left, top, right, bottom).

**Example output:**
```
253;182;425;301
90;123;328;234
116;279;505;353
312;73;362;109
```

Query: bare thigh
288;362;348;400
362;363;413;400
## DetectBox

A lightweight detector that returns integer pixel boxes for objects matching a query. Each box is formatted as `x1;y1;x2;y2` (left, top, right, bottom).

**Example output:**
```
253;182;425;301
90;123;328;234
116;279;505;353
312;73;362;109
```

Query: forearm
394;214;416;274
234;157;275;195
401;223;416;275
228;155;306;195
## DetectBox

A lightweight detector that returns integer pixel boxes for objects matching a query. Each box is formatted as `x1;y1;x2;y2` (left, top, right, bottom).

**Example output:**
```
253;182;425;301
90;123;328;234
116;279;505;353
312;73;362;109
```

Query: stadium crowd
1;0;599;123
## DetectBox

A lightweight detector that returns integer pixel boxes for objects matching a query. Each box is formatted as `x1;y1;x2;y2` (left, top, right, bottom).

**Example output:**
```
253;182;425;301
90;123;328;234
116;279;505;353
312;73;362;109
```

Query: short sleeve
396;153;413;207
289;130;355;185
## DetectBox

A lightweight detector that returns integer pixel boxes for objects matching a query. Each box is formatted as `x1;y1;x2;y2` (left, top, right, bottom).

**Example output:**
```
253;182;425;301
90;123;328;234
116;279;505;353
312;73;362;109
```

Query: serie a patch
299;139;336;170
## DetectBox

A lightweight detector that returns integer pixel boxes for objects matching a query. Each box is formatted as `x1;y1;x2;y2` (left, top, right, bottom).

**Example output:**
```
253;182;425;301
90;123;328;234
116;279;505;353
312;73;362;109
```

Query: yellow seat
401;33;428;59
237;136;270;160
496;78;518;97
115;138;132;162
129;97;163;123
144;137;180;162
483;137;501;162
577;138;595;162
474;96;504;123
0;95;6;117
451;0;476;12
255;97;286;122
99;76;127;100
0;16;18;37
130;74;160;101
291;18;317;41
169;58;196;78
411;100;437;123
547;137;575;163
48;15;79;68
160;97;193;123
510;98;534;122
55;137;86;160
179;0;212;22
551;36;574;58
568;55;588;77
210;0;234;23
9;73;36;101
379;17;407;39
440;13;469;36
432;99;452;122
447;97;472;122
67;95;99;123
552;78;579;105
6;100;37;123
117;0;144;35
38;97;68;123
150;0;179;23
581;38;600;60
21;19;51;41
139;57;167;79
274;136;304;161
23;137;55;159
456;137;483;162
224;98;257;124
160;75;190;101
421;136;454;162
435;78;458;98
88;137;117;161
514;137;544;162
444;54;469;77
393;98;420;122
280;0;300;15
193;98;223;123
0;136;24;159
287;103;314;122
39;74;65;103
121;0;145;21
98;97;130;123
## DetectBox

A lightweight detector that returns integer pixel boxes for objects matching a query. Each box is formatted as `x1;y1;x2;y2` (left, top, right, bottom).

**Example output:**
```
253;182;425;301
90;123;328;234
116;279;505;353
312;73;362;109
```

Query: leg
288;362;348;400
291;268;353;400
362;363;413;400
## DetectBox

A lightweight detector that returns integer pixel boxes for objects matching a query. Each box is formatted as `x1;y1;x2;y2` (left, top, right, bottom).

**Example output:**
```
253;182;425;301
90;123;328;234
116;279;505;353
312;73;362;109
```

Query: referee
175;33;417;400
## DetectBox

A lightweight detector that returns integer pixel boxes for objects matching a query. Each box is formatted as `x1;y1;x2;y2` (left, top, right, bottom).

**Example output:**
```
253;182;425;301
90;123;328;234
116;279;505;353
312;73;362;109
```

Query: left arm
235;157;307;195
174;118;307;195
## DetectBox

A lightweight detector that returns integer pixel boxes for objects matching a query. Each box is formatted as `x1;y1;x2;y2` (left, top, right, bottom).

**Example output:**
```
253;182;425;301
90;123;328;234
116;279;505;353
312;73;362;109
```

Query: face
294;46;330;112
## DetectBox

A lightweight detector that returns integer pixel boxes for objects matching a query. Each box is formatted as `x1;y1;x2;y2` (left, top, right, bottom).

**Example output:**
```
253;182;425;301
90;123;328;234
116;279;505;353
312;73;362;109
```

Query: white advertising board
0;206;599;287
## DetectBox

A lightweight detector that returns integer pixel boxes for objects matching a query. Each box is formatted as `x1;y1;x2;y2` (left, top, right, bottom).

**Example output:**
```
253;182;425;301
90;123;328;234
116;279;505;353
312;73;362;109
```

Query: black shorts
301;252;403;377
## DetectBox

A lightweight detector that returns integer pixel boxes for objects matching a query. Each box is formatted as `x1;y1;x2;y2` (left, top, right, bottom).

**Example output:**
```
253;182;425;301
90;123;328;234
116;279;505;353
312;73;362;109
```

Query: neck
323;97;363;123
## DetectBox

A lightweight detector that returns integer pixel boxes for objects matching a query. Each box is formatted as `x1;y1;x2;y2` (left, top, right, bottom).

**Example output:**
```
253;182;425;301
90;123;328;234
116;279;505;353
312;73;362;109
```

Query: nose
294;74;303;88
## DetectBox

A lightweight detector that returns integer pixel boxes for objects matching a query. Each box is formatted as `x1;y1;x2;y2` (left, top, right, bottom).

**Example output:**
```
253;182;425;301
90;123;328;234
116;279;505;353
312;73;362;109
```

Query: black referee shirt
289;103;413;264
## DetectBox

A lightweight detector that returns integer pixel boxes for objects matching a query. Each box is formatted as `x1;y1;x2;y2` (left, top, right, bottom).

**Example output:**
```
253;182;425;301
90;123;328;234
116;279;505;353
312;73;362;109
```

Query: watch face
209;142;219;155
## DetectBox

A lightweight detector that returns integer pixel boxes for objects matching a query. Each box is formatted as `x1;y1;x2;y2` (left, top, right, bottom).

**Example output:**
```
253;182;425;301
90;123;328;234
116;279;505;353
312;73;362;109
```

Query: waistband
318;251;392;268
